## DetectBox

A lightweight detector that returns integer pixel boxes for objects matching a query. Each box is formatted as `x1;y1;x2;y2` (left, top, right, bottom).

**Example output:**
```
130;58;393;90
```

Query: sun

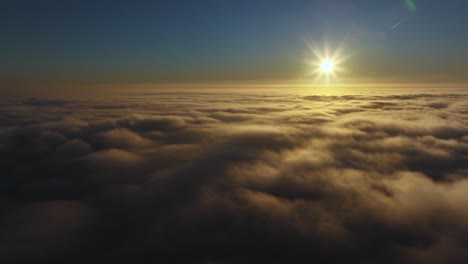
320;60;334;73
305;41;350;81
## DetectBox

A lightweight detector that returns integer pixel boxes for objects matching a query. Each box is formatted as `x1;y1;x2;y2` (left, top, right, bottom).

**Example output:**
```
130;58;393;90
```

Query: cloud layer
1;88;468;263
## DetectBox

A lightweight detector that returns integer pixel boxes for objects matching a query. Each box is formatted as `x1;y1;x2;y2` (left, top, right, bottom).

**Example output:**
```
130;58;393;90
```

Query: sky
1;0;468;84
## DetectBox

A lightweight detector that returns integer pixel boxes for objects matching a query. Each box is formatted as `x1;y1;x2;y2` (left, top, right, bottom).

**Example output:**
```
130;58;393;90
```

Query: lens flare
305;41;350;82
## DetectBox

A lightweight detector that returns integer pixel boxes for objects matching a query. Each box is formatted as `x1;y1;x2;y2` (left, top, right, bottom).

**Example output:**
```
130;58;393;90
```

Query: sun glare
320;60;334;73
305;41;350;81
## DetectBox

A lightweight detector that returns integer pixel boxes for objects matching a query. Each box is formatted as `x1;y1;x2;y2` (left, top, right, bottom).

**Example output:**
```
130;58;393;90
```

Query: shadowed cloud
1;88;468;263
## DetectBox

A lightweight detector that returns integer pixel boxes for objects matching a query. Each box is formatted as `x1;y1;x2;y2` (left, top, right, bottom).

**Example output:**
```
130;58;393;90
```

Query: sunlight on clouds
1;87;468;263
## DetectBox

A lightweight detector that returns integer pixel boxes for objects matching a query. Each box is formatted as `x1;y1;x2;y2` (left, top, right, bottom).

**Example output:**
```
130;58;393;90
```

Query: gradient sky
1;0;467;83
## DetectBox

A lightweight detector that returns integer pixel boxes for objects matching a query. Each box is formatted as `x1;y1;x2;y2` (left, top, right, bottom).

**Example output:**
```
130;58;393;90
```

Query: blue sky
1;0;467;82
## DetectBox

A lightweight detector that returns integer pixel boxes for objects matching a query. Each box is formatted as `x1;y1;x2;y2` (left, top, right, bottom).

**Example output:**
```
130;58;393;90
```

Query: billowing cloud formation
1;89;468;263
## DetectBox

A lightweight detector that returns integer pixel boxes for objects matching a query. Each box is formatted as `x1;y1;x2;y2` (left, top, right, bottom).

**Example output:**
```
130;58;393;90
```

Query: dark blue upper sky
1;0;467;83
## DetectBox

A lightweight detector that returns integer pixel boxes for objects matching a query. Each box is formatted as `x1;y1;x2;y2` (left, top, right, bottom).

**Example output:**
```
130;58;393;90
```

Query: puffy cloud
0;90;468;263
56;139;92;157
93;128;153;149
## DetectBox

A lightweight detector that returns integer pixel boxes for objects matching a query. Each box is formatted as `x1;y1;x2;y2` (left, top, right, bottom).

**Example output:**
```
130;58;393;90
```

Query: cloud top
1;89;468;263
